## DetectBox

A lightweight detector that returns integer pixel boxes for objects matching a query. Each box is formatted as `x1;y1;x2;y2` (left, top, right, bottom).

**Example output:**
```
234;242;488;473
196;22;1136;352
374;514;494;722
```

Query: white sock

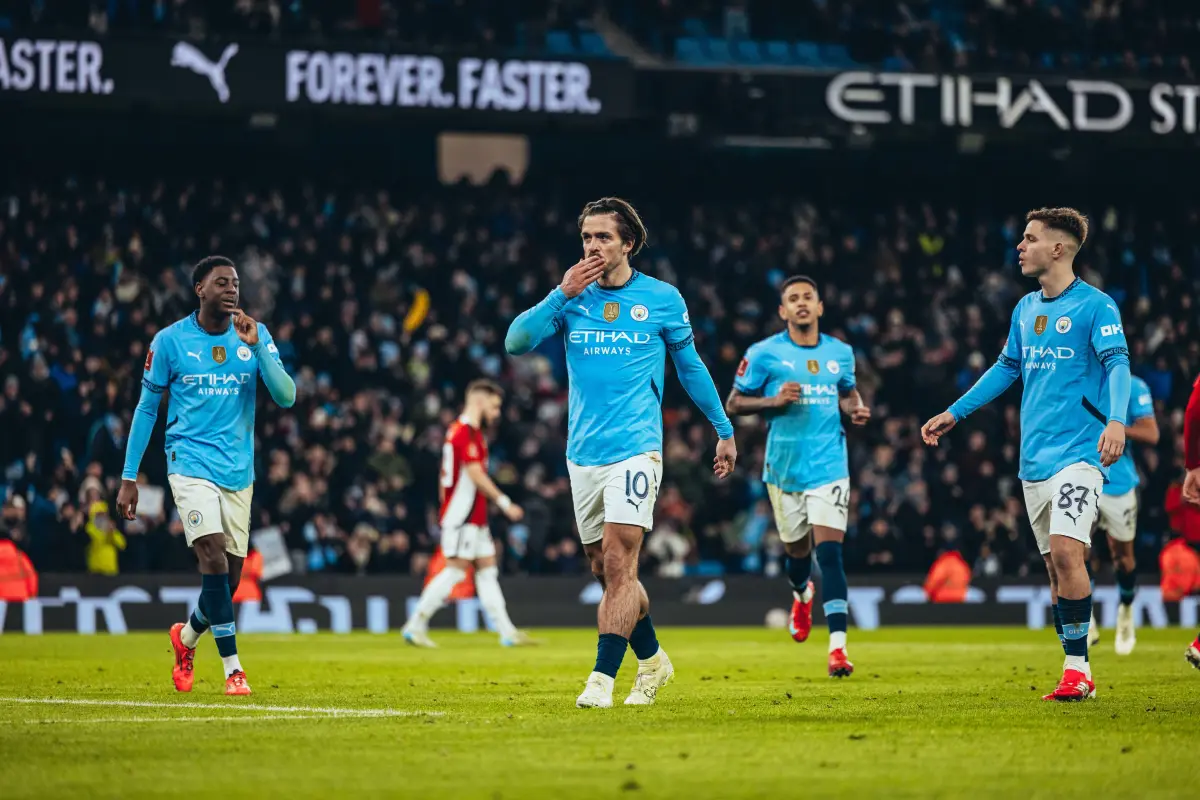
474;566;518;640
829;631;847;652
221;654;243;678
587;671;615;695
637;646;663;670
1065;655;1091;678
181;619;204;649
795;584;814;604
409;566;466;628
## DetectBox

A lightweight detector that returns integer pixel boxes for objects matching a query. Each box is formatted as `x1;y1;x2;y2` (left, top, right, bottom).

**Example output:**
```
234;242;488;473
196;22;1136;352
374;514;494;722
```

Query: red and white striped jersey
439;416;489;528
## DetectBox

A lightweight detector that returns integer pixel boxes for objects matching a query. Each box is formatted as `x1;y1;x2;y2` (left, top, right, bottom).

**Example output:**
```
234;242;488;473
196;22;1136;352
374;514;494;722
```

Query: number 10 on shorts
626;470;649;511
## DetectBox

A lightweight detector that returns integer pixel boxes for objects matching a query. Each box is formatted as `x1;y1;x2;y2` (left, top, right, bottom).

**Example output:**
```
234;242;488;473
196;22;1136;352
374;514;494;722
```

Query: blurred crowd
8;0;601;50
1;173;1198;579
12;0;1200;78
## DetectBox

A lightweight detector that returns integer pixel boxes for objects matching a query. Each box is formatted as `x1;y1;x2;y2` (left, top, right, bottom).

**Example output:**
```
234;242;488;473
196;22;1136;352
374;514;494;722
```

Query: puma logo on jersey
186;351;202;361
578;303;592;316
781;360;795;369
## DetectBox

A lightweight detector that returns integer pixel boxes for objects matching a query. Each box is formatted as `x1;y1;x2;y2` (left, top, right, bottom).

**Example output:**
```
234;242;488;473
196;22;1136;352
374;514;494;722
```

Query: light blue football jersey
1104;375;1154;496
510;270;733;467
998;278;1129;482
140;312;282;491
734;332;856;493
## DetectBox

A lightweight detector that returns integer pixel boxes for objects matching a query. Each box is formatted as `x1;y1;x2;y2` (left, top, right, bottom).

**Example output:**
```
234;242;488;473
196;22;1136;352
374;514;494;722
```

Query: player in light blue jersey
116;256;296;696
505;197;737;709
922;208;1131;702
1089;374;1158;655
725;276;870;678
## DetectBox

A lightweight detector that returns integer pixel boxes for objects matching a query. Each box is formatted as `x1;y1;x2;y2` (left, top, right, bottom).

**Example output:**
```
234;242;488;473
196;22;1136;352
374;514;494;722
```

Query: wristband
497;495;513;512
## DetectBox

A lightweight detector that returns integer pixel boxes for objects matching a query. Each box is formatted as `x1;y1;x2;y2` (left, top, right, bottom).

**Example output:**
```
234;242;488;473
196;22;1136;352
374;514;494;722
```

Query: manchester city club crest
1056;316;1072;334
1034;315;1048;336
807;360;820;375
603;302;620;323
187;510;203;528
212;346;227;364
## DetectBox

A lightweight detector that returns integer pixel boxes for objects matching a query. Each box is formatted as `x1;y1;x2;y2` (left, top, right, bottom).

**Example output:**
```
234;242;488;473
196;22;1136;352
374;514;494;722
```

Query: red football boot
1041;668;1096;702
225;670;252;696
789;582;814;643
1186;637;1200;670
828;648;854;678
169;622;196;693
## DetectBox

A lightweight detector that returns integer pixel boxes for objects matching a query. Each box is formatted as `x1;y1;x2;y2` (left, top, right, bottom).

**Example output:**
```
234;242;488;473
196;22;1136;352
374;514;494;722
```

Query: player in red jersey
1181;373;1200;669
401;380;534;648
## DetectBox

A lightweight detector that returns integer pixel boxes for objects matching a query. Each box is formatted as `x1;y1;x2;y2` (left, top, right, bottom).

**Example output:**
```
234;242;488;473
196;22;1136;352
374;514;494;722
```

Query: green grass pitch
1;627;1197;799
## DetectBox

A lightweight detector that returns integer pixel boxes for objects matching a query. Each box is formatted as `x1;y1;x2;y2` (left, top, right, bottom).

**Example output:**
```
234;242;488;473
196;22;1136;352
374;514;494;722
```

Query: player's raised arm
921;305;1023;446
505;255;604;355
234;311;295;409
724;346;797;416
117;333;172;520
1091;300;1131;466
662;290;736;477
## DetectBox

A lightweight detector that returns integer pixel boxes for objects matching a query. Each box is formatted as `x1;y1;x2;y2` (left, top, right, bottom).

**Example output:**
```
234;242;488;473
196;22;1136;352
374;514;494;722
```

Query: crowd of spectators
624;0;1200;77
6;0;603;51
12;0;1200;78
1;172;1198;580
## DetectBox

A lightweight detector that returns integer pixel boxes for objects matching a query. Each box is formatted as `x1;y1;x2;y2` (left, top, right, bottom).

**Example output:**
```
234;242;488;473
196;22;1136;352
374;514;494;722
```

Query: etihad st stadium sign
824;71;1200;135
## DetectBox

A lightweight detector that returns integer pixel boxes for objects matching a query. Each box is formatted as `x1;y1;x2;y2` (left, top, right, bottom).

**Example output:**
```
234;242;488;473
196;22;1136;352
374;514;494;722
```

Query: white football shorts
767;478;851;543
167;474;252;558
440;523;496;561
1021;462;1104;555
1096;489;1137;544
567;451;663;546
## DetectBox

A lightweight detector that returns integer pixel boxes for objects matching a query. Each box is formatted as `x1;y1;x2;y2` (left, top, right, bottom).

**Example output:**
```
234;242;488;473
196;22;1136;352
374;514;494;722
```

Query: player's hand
921;411;957;446
1097;420;1126;467
1182;467;1200;505
232;309;259;346
714;436;737;479
559;255;606;298
848;405;872;426
503;503;525;523
773;382;802;407
115;479;139;521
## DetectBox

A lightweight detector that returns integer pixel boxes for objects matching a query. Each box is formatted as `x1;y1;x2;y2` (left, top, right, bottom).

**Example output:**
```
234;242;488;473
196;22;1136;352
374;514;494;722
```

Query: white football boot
624;649;675;705
1114;603;1136;655
575;672;615;708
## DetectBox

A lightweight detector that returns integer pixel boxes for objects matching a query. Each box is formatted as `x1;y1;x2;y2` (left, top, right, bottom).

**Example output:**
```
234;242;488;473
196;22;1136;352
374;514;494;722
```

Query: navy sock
202;573;238;658
594;633;628;679
1116;566;1137;606
189;605;210;635
786;553;813;596
628;615;660;661
815;541;848;635
1058;595;1092;660
1051;604;1066;652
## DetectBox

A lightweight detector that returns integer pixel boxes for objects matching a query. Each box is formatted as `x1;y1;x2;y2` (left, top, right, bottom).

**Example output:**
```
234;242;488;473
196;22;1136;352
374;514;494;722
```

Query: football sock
1051;604;1066;653
594;633;628;679
181;606;208;649
629;615;660;661
202;573;238;663
474;566;518;640
410;565;467;627
1116;565;1137;606
1058;595;1092;675
786;553;813;599
816;541;848;652
221;654;243;678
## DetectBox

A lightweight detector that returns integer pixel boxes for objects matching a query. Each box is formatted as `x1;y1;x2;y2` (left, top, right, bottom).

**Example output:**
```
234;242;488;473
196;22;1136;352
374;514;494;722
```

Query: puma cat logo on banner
170;42;239;103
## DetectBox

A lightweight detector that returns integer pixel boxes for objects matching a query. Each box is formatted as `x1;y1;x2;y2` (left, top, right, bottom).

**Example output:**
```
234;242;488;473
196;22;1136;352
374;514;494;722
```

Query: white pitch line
26;715;332;724
0;697;443;718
